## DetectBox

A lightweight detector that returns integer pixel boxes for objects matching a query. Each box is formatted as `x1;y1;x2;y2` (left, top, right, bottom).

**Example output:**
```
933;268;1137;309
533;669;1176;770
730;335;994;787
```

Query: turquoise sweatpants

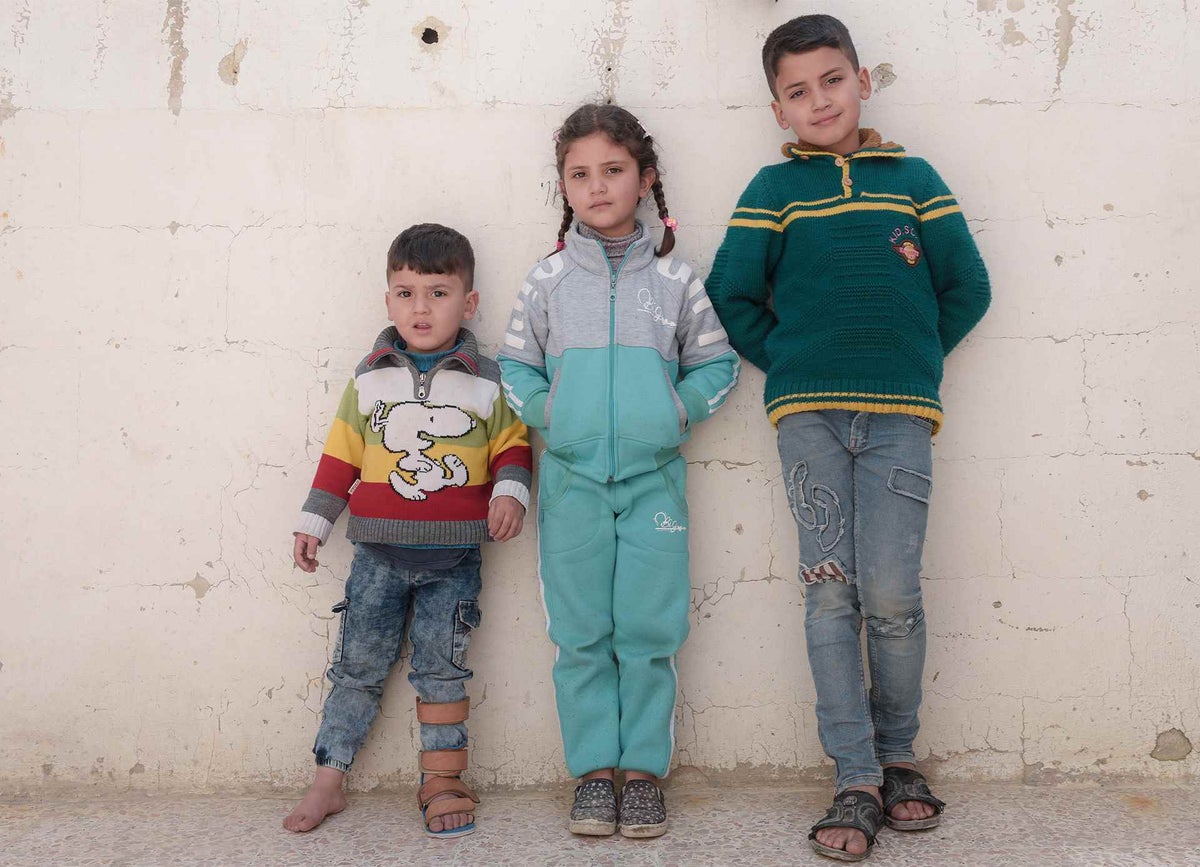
537;450;692;778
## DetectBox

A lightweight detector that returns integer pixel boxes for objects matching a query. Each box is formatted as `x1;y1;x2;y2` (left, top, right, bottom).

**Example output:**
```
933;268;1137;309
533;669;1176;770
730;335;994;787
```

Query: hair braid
650;179;675;257
550;198;574;257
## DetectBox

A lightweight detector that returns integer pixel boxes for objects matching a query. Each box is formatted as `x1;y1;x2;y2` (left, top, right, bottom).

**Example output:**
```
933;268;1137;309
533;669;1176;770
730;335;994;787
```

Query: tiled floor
3;780;1198;866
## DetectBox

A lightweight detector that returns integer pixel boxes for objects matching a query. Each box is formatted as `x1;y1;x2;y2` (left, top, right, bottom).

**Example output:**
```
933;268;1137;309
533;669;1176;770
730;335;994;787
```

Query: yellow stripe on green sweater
767;390;943;411
730;201;920;232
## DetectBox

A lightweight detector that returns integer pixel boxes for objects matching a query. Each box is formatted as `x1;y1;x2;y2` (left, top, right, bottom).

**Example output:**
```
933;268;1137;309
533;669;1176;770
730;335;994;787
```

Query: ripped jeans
777;410;933;792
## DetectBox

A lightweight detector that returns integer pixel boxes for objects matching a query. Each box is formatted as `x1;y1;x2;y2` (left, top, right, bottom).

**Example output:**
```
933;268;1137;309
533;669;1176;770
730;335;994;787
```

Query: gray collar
563;219;657;277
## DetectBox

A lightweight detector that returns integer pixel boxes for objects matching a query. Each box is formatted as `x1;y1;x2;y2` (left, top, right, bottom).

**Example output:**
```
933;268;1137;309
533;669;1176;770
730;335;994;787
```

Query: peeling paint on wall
162;0;188;116
591;0;629;103
218;39;249;86
1053;0;1077;91
872;62;897;89
1001;18;1027;46
11;1;30;50
93;0;113;82
1151;729;1193;761
0;73;15;125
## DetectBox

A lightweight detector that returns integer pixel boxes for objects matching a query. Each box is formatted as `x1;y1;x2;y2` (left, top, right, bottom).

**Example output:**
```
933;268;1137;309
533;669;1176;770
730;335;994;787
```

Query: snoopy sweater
706;129;990;432
296;327;532;547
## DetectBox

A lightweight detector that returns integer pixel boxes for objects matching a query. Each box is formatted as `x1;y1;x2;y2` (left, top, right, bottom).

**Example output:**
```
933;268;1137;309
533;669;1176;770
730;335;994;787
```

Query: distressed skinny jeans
777;410;933;792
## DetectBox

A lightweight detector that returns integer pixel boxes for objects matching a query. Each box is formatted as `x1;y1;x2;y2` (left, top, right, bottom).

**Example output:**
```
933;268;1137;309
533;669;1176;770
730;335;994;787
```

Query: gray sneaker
569;778;617;836
618;779;667;838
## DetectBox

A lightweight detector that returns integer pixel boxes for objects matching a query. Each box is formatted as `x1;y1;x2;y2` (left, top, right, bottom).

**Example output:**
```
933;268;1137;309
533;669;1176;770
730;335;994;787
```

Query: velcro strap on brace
415;697;470;725
418;774;480;808
420;748;468;775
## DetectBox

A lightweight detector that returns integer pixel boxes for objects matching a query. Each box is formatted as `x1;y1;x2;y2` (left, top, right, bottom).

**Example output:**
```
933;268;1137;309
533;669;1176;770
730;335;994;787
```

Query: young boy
283;223;532;839
707;15;990;862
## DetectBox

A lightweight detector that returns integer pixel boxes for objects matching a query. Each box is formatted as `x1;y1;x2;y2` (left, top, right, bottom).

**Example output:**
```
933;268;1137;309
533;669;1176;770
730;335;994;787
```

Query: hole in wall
421;27;439;44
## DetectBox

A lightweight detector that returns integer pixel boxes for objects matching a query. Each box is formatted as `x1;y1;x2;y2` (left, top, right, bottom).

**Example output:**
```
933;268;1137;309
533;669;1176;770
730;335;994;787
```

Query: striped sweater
706;129;990;432
296;327;532;546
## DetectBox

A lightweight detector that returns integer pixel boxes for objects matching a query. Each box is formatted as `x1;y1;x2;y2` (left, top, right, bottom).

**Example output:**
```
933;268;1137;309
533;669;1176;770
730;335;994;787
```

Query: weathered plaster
0;0;1196;795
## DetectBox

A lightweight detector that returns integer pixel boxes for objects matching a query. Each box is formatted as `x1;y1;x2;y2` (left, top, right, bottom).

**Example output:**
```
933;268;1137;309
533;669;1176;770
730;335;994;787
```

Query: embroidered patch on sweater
889;226;922;266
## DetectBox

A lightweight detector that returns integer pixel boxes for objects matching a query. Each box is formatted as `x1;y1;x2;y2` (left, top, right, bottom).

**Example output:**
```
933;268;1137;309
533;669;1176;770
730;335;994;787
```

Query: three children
286;13;987;859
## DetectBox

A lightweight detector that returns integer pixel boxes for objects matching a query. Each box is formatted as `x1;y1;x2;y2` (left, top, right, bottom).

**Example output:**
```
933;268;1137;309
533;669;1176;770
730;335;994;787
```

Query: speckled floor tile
2;781;1198;866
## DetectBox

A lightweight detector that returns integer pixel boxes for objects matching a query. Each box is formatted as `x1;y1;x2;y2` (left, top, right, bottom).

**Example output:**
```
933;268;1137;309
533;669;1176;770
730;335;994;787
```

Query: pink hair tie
555;240;566;251
662;216;678;231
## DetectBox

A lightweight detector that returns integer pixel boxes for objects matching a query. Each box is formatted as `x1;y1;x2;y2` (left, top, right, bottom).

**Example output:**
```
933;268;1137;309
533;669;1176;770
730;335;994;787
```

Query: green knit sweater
706;129;990;432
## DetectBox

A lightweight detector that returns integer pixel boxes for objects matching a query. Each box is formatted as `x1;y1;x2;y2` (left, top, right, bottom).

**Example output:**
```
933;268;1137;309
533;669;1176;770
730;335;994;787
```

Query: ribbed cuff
315;757;351;773
490;479;530;510
295;512;334;545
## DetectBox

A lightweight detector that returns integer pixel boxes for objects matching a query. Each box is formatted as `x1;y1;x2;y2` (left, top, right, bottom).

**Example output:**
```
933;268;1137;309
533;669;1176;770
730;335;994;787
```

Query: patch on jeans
786;462;845;553
799;559;849;585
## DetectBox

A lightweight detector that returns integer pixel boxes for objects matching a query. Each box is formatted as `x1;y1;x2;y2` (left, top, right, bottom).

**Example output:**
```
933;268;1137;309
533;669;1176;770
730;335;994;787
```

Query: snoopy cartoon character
369;400;477;500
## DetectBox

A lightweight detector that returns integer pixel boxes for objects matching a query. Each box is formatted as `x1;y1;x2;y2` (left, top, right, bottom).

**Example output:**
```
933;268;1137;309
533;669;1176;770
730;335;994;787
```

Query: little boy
707;15;990;862
283;223;532;838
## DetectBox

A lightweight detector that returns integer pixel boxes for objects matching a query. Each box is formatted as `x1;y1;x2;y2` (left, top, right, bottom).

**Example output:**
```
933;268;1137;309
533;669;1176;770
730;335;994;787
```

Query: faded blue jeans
313;544;482;772
777;410;933;792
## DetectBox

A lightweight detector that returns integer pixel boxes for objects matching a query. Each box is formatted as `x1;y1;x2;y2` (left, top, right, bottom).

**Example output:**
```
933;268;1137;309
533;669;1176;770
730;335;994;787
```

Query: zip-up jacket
498;221;740;483
296;327;532;546
706;129;990;432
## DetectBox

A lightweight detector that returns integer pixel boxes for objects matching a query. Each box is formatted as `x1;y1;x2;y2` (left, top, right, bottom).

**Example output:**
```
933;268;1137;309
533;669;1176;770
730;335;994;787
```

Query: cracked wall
0;0;1197;794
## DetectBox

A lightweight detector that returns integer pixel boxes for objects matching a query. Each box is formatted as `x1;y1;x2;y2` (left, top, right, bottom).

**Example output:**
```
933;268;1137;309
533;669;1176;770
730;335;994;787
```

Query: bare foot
883;762;937;823
283;766;347;832
815;785;878;858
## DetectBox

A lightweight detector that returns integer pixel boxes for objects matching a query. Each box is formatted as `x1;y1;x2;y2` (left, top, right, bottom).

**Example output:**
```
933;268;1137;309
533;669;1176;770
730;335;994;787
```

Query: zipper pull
417;372;427;400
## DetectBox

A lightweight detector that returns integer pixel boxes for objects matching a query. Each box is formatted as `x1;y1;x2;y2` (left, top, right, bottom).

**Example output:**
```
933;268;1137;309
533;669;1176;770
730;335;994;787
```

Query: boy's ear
857;66;873;100
771;100;791;130
462;289;480;321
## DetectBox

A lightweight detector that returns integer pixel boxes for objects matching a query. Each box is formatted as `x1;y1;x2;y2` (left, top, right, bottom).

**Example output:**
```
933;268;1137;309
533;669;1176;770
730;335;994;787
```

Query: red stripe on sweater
491;445;533;475
349;481;492;520
313;455;358;498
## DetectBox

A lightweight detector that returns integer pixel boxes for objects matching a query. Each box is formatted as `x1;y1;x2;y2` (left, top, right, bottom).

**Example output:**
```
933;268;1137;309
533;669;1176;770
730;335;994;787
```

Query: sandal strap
881;767;946;814
423;796;478;822
809;789;884;845
418;775;479;807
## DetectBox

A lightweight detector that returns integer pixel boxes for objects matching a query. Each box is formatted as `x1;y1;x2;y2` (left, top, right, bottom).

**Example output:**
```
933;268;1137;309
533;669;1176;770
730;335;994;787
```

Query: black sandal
881;766;945;830
809;789;884;862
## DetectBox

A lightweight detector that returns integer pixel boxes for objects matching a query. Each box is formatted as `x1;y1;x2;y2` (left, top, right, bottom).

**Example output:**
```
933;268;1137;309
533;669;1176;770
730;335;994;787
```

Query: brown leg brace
415;698;478;829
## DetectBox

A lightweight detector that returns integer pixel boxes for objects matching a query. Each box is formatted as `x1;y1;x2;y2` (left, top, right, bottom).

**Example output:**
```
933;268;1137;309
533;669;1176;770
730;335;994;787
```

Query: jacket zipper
603;243;634;482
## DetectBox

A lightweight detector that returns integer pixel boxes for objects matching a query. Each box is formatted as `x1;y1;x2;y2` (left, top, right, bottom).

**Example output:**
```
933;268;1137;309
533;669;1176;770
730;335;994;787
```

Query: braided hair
551;103;676;257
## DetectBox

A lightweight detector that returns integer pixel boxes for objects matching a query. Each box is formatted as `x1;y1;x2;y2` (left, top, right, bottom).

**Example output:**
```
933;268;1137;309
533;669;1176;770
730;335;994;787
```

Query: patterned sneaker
618;779;667;838
568;778;617;836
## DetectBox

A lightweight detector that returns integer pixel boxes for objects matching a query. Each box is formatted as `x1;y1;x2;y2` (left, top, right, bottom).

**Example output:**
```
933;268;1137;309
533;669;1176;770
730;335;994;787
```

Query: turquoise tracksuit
499;222;739;777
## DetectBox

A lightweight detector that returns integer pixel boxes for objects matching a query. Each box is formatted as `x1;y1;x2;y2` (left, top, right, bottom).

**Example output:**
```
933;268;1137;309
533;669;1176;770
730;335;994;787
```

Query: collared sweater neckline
781;128;905;161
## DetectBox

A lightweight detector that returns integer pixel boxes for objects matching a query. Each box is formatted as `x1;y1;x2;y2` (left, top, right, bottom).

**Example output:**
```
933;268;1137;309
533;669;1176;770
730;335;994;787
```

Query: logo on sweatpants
654;511;686;532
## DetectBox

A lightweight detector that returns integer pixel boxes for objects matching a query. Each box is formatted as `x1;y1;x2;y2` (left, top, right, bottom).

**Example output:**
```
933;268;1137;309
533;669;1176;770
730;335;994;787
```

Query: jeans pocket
909;414;935;433
330;598;349;665
451;599;481;671
888;466;933;504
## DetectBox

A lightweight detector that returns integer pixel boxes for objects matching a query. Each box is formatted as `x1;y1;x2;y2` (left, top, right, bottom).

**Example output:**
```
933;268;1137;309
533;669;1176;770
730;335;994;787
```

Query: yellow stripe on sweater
919;204;963;222
730;201;920;232
768;402;944;433
322;416;365;466
361;441;496;486
766;390;943;410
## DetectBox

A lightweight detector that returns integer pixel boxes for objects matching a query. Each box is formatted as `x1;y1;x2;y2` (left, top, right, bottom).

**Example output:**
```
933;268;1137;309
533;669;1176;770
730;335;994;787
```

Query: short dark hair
762;15;860;98
386;223;475;290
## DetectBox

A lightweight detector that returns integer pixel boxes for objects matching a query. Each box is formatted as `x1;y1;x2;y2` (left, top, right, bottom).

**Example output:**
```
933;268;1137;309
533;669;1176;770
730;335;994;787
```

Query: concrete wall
2;0;1197;794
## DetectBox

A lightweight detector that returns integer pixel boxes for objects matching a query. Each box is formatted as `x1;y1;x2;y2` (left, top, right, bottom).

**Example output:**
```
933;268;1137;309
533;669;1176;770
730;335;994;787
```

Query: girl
498;104;739;838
